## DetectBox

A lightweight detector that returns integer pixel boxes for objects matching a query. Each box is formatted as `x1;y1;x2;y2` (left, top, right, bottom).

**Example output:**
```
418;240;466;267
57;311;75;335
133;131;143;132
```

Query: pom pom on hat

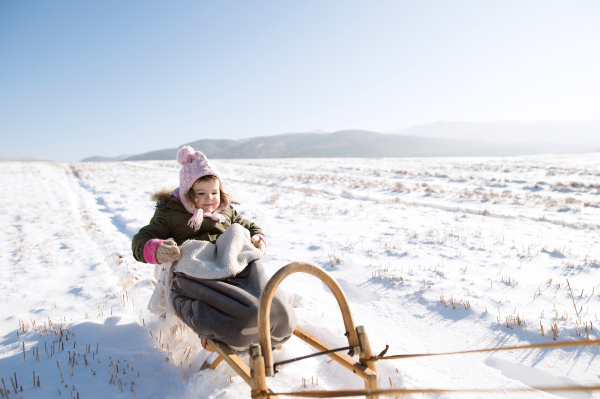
177;145;206;166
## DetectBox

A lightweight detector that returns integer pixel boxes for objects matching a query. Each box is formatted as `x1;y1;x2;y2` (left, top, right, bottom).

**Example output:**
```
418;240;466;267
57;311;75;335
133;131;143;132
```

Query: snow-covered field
1;154;600;398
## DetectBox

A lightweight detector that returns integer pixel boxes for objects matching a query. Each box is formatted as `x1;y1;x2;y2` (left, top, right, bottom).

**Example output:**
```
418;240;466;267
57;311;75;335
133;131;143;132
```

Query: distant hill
122;139;240;161
121;149;178;162
81;154;131;162
392;120;600;147
81;129;592;162
203;130;586;158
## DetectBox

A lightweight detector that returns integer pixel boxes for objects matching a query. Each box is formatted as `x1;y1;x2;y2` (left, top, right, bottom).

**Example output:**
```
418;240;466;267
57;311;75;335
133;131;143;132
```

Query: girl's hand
251;235;266;254
156;240;181;264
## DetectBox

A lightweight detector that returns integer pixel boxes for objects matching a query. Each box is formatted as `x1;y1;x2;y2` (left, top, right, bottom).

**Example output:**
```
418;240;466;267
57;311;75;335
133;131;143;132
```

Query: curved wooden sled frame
203;262;379;399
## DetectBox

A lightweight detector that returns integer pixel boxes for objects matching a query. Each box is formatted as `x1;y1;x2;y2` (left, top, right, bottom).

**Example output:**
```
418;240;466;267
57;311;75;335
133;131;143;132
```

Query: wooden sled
199;262;380;399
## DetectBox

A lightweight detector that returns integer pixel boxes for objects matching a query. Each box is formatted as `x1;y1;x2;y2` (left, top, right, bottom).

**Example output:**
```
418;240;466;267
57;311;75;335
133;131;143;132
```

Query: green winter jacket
132;191;263;263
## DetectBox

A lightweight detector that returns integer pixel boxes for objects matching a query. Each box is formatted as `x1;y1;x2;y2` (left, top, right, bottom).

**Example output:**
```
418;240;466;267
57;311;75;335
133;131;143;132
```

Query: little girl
132;146;296;352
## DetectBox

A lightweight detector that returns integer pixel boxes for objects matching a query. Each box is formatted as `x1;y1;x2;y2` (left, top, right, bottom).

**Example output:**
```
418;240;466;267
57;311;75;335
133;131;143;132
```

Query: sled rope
247;336;600;398
255;338;600;397
262;384;600;398
373;337;600;361
274;346;352;369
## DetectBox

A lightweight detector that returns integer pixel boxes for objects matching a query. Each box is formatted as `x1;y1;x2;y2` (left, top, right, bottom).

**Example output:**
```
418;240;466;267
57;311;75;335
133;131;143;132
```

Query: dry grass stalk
56;361;64;382
566;279;579;318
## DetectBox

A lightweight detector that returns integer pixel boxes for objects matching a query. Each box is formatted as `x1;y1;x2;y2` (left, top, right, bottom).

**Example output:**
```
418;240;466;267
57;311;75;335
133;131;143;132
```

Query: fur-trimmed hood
151;188;176;204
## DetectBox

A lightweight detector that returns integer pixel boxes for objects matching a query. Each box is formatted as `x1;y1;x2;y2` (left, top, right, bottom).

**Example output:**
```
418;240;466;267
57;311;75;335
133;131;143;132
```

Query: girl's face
191;179;220;213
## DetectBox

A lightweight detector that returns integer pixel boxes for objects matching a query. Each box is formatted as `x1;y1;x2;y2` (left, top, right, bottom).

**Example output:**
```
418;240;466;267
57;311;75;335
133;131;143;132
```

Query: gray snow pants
171;259;297;352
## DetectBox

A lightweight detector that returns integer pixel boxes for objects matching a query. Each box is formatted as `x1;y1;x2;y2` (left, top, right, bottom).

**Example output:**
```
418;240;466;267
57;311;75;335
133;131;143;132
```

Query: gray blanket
171;259;297;352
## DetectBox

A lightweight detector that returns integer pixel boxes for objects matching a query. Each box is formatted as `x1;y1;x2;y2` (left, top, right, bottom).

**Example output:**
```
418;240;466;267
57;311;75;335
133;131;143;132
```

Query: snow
1;154;599;398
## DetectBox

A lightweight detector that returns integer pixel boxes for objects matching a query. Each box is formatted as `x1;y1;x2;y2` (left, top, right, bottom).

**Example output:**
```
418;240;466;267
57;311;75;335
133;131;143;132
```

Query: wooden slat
250;351;269;394
199;355;224;371
202;346;281;372
293;326;377;382
210;356;224;370
357;326;379;399
206;339;252;386
252;355;281;399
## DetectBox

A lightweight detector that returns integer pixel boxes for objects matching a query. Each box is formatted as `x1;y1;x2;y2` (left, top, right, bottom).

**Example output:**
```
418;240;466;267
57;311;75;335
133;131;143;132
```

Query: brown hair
185;175;230;207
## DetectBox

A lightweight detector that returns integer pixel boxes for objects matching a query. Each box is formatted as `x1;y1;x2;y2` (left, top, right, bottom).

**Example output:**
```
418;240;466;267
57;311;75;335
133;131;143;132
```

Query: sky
1;1;599;161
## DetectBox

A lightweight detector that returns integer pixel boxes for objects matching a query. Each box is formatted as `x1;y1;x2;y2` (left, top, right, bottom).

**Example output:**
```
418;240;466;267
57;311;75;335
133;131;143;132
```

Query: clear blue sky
1;1;599;161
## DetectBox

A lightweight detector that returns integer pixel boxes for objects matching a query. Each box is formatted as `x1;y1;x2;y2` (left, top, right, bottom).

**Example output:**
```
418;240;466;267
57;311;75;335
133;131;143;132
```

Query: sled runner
200;262;380;399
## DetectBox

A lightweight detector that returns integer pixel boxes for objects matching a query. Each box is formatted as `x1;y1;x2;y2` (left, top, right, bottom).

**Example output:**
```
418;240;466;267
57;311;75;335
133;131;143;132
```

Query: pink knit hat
176;146;229;231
